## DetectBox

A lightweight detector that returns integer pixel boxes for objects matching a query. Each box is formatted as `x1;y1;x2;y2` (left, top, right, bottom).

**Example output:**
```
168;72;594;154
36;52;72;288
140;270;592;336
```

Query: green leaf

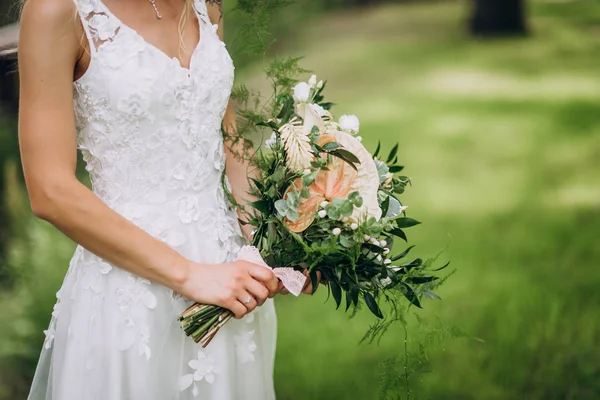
327;207;341;220
351;286;360;306
330;280;342;309
422;290;442;300
339;234;351;248
322;142;340;151
390;228;407;242
402;258;423;271
432;261;451;272
249;177;264;191
364;292;384;318
396;218;421;228
249;200;271;214
380;196;390;218
388;165;404;173
399;282;422;308
320;101;335;110
334;149;360;164
345;291;352;311
363;243;383;253
302;174;315;187
287;208;299;222
265;185;277;198
391;245;415;261
341;201;354;216
310;270;319;295
373;141;381;158
406;276;438;284
300;186;310;199
386;143;399;163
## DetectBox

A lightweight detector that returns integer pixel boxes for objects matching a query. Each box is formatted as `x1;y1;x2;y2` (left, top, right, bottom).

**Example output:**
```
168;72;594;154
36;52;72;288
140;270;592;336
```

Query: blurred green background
1;0;599;399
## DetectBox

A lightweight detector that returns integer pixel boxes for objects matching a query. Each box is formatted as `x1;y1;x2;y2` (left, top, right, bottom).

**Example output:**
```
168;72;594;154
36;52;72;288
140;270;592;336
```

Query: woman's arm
18;0;278;317
206;3;320;295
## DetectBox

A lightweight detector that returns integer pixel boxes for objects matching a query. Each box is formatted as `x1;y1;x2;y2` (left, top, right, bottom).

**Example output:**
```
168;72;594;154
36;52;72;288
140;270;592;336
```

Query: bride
18;0;317;398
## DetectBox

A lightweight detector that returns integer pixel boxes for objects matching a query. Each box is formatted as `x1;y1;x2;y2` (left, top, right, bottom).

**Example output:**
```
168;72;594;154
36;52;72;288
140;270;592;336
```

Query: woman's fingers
301;270;322;295
226;298;250;319
245;279;269;306
245;262;279;296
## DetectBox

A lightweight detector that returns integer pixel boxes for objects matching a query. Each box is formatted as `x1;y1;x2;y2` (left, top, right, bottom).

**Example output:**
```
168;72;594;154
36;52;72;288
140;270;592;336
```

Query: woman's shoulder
20;0;78;32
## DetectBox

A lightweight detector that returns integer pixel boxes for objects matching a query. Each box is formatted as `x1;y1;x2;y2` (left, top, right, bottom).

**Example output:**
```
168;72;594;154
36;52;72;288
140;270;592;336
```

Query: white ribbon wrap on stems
235;245;308;297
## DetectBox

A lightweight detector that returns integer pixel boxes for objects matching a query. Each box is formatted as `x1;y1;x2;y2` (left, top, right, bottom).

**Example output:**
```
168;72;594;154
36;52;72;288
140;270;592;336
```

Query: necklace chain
148;0;163;19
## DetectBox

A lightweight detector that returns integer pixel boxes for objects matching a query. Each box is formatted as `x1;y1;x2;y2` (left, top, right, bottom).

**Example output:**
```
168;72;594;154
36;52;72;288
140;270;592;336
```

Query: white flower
350;223;358;230
308;75;317;88
264;131;278;149
384;258;392;265
332;227;341;236
370;238;380;246
309;103;329;117
363;234;371;241
339;115;360;134
380;277;393;287
279;121;313;172
383;248;390;255
342;216;349;222
318;210;327;218
355;136;362;142
317;80;324;89
177;195;200;224
293;82;311;103
380;240;387;247
303;169;311;176
88;13;119;41
179;350;220;395
320;200;329;209
234;330;257;363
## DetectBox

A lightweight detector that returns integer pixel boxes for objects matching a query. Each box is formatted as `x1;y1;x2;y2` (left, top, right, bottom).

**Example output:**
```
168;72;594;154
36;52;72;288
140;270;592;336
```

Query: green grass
2;0;600;399
239;1;600;399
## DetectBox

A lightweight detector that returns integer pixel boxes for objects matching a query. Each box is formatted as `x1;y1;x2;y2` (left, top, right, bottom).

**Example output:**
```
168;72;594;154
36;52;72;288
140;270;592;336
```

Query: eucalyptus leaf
384;196;403;218
341;201;354;216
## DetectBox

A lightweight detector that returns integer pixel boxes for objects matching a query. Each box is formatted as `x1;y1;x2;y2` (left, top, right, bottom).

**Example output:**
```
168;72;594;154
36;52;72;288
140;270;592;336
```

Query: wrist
169;258;195;294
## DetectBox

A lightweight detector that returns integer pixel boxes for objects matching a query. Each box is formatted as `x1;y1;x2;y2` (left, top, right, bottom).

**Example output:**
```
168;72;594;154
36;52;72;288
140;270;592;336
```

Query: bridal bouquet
178;60;447;346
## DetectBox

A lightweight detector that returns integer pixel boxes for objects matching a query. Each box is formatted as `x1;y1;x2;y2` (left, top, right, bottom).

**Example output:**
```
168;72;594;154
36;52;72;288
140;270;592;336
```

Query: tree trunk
470;0;528;36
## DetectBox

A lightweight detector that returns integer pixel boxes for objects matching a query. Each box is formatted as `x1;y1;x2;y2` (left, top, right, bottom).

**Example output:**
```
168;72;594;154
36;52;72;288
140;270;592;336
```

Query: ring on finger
244;295;253;305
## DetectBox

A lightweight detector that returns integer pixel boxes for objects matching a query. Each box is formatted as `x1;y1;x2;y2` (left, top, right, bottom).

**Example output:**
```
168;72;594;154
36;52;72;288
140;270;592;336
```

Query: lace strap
72;0;121;54
193;0;212;25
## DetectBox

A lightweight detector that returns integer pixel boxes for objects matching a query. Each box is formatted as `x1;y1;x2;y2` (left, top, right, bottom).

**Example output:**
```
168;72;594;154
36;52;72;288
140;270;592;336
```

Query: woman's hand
179;260;280;319
278;270;323;295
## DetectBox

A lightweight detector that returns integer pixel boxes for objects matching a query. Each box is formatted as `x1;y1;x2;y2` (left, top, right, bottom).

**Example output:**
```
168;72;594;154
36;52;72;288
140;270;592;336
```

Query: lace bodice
73;0;234;211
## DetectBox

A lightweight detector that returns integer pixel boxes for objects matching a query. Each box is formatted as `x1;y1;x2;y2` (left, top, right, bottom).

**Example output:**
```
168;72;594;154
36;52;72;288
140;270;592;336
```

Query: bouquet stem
177;303;233;347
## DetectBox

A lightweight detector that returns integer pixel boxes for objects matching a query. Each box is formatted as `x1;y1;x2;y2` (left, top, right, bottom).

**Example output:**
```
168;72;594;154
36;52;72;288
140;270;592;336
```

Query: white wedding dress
27;0;277;398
